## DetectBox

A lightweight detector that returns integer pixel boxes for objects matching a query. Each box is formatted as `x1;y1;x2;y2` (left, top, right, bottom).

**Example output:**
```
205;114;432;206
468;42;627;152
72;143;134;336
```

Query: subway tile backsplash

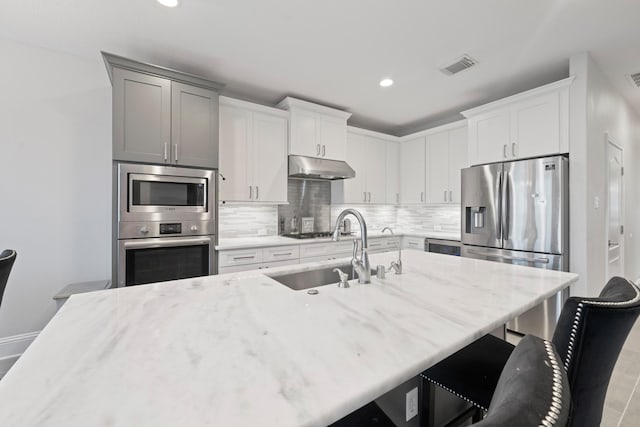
218;181;461;238
218;204;278;238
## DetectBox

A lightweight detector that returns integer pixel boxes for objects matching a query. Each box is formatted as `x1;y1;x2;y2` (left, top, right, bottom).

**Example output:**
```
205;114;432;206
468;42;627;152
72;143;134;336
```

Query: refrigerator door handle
467;249;550;264
502;170;510;243
497;170;503;242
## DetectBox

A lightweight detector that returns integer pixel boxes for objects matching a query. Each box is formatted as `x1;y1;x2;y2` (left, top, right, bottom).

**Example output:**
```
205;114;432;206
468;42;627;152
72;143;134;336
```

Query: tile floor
601;321;640;426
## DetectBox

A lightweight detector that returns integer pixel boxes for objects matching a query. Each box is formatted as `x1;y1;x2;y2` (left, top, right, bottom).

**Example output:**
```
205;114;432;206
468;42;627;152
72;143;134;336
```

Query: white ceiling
2;0;640;135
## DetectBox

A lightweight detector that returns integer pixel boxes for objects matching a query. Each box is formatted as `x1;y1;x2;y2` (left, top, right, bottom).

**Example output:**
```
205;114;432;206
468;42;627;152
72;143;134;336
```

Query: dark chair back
552;276;640;426
0;249;17;308
475;335;570;427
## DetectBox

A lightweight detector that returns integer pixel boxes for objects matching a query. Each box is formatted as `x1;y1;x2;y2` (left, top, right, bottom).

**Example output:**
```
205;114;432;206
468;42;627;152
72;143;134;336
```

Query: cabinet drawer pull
368;192;371;202
249;186;253;199
444;190;447;201
449;190;453;202
163;143;168;161
273;252;292;257
420;192;424;202
233;255;255;260
503;144;507;158
364;192;367;202
512;142;517;157
322;145;326;157
256;186;259;200
174;143;178;162
316;144;321;155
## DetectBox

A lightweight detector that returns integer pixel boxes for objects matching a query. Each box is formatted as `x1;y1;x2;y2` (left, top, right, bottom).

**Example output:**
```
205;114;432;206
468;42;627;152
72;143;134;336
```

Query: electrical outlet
406;387;418;421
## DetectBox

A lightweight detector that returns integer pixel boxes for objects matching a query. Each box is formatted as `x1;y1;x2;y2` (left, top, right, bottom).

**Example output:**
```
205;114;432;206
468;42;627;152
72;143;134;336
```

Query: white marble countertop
0;250;577;427
216;230;460;250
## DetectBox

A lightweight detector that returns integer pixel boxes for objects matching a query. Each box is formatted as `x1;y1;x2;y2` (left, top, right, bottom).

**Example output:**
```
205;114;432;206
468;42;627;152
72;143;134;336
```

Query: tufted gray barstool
0;249;17;309
420;276;640;427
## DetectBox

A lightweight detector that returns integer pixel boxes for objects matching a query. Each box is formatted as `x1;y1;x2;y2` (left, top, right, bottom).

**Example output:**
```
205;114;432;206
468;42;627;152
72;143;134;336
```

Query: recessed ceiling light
157;0;179;7
379;78;394;87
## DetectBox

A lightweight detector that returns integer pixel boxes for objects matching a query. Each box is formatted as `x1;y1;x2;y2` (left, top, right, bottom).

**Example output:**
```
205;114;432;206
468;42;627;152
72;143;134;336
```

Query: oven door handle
123;237;213;249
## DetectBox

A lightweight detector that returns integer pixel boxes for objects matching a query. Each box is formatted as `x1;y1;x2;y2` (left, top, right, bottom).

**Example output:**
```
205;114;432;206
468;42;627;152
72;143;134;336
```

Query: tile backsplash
218;204;278;238
278;179;332;234
396;205;461;234
330;205;398;232
219;184;461;238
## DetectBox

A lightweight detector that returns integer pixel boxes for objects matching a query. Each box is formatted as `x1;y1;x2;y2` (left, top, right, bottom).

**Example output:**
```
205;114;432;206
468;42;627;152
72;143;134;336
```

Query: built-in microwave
114;163;217;287
117;163;215;223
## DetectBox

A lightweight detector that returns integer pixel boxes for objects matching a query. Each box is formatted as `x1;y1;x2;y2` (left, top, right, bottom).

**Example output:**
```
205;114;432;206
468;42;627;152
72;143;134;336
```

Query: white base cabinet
219;97;288;203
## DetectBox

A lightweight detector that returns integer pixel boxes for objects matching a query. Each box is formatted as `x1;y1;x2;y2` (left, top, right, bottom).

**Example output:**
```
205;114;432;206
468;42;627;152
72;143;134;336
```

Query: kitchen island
0;250;577;426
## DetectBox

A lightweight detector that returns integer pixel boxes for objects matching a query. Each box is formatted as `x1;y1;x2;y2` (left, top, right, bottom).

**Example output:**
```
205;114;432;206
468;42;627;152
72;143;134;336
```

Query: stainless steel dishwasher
425;238;461;256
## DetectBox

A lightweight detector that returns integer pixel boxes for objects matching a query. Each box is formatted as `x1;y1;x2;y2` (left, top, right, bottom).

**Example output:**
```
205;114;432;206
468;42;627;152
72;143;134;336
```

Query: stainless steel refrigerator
460;155;569;340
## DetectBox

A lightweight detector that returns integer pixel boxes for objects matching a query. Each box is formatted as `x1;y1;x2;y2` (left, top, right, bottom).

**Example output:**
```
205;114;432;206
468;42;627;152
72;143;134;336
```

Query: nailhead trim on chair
420;373;489;411
563;279;640;371
0;250;15;262
540;340;564;427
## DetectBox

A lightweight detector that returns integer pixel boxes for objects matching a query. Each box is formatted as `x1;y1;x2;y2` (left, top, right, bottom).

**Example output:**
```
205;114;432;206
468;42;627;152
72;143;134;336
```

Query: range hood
288;155;355;180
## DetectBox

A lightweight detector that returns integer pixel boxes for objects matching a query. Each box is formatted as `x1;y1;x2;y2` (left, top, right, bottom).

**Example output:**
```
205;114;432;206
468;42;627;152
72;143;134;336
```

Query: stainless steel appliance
460;155;569;339
426;238;461;256
114;163;217;287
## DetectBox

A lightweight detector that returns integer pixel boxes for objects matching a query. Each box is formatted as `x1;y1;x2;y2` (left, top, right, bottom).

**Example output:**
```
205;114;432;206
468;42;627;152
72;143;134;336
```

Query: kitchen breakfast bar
0;250;577;426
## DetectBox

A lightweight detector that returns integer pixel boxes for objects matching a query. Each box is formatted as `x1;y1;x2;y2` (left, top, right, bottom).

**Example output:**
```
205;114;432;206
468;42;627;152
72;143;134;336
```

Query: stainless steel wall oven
114;163;217;287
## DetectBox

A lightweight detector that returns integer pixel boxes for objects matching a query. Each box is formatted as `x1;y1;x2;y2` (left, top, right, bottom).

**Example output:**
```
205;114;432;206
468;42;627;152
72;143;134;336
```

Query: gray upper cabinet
171;82;219;168
112;68;171;164
104;52;223;169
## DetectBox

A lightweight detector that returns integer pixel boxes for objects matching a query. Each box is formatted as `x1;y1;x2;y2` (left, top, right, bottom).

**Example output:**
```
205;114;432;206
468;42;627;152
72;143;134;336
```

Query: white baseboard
0;331;40;379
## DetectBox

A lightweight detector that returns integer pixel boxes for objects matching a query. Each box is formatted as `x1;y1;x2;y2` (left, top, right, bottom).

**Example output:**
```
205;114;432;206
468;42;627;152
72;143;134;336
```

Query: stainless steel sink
267;263;376;291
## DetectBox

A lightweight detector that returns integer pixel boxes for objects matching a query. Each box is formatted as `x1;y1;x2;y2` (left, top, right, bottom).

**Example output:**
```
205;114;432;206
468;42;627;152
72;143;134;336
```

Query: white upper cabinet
463;77;573;166
399;121;468;205
385;141;400;204
448;126;468;203
333;129;395;204
219;97;288;203
400;136;426;204
278;97;352;161
427;125;468;204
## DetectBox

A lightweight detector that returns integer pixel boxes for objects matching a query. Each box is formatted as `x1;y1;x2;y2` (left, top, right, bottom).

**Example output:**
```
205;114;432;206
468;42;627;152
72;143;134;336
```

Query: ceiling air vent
627;72;640;88
440;54;477;76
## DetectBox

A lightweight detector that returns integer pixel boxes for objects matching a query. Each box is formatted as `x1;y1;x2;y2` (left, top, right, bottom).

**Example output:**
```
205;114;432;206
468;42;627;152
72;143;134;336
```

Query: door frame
605;133;624;280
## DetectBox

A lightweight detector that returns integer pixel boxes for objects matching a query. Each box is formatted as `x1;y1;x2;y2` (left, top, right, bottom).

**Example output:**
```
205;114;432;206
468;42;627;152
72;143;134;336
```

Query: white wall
569;52;640;296
0;38;112;340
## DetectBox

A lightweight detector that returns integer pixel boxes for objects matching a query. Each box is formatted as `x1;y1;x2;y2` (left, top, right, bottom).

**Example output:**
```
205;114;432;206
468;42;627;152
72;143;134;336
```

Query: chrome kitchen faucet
332;209;371;284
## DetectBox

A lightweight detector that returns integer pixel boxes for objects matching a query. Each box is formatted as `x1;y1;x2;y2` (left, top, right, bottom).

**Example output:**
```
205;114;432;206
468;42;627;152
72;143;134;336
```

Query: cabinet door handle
503;144;507;158
256;186;259;200
322;145;326;157
512;143;517;157
316;144;321;155
368;192;371;202
163;143;168;161
174;144;178;163
364;191;367;202
421;192;424;202
449;190;453;202
444;190;447;202
396;193;399;203
249;185;253;200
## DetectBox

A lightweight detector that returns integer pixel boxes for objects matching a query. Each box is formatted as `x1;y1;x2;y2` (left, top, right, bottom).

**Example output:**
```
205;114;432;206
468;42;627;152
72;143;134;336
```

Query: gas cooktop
282;232;334;239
